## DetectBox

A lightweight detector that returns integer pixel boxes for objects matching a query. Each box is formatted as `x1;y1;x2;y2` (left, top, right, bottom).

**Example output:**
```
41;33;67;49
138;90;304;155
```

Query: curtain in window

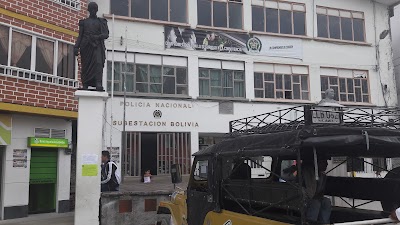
0;26;8;52
37;39;54;74
11;32;31;67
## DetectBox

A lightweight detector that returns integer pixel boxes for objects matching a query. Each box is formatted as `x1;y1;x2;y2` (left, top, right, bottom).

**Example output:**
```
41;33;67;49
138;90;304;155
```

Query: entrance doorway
29;148;57;214
125;132;191;176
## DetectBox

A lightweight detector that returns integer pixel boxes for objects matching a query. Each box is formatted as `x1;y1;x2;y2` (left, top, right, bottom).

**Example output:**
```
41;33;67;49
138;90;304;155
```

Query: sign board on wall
28;137;69;148
164;26;303;59
13;149;27;168
0;114;12;145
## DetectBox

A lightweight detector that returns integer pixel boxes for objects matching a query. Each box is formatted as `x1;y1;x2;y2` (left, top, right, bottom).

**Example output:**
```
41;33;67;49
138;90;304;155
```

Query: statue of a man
74;2;109;91
318;89;344;107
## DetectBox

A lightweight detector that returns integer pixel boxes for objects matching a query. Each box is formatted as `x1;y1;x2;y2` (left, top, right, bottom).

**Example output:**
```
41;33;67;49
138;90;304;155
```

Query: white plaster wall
2;114;72;210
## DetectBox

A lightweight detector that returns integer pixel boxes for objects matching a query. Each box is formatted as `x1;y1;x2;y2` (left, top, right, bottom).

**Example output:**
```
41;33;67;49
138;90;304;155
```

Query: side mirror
171;164;182;184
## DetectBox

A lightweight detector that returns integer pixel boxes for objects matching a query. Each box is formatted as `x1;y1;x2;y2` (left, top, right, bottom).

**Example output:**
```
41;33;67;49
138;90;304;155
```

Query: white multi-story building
90;0;399;178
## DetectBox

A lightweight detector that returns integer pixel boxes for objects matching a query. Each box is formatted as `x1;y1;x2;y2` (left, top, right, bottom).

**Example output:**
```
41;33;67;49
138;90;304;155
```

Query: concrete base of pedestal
74;90;108;225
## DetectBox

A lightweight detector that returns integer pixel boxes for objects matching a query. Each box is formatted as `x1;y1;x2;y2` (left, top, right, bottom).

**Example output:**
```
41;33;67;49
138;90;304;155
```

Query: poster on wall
13;149;27;168
107;147;120;164
164;26;303;59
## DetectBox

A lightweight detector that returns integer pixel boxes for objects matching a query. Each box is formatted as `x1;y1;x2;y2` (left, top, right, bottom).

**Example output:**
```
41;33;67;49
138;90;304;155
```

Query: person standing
101;151;120;192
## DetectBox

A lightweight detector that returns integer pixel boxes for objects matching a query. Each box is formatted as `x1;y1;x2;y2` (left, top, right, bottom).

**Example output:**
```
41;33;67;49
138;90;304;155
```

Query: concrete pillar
74;91;109;225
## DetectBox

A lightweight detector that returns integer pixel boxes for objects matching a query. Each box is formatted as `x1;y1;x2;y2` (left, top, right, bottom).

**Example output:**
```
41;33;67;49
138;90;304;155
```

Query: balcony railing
51;0;81;10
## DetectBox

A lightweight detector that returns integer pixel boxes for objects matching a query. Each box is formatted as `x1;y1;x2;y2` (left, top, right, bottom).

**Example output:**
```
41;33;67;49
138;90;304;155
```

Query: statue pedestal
74;90;109;225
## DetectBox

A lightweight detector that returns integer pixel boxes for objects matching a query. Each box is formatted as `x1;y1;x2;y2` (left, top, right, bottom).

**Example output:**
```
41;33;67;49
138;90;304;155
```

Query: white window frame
0;22;78;88
197;0;244;29
51;0;81;10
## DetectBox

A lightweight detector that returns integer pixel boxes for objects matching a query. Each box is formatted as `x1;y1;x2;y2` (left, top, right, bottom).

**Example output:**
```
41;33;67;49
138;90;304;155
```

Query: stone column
74;90;108;225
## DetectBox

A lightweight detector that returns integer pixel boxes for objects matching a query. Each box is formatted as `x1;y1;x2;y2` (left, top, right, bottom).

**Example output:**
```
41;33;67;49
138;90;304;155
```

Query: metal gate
125;132;141;177
157;133;191;175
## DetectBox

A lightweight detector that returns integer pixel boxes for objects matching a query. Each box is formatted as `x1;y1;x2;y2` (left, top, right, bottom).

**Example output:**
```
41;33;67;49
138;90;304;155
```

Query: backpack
108;161;121;185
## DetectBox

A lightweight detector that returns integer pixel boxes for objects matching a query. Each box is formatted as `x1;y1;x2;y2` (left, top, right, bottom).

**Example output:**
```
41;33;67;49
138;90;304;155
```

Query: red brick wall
0;76;78;111
0;0;89;112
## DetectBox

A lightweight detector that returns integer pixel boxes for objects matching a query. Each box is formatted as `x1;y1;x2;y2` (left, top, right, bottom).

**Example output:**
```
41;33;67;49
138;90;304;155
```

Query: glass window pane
124;63;135;73
302;92;309;100
0;25;9;66
317;14;328;38
332;86;339;101
255;90;264;98
355;88;362;102
150;84;162;93
276;91;283;98
136;65;148;82
340;94;347;102
198;0;211;26
114;82;120;92
234;71;244;80
211;87;222;97
107;61;112;80
36;38;54;74
354;79;361;87
362;95;369;103
321;76;329;91
280;10;292;34
266;8;279;33
284;75;292;90
293;11;305;35
254;73;263;88
252;6;265;32
229;3;242;29
200;69;209;78
164;67;175;76
132;0;149;19
126;75;134;92
210;70;222;86
199;79;210;96
150;65;162;83
57;43;75;79
301;75;308;91
339;78;346;93
223;88;233;97
170;0;187;23
329;77;338;85
136;83;148;93
329;16;341;39
341;17;353;41
11;31;32;70
177;86;188;95
293;84;301;99
284;91;292;99
276;74;283;89
151;0;168;21
347;79;354;93
234;81;244;97
293;75;300;83
114;62;121;81
111;0;129;17
223;70;233;87
163;76;176;94
265;83;274;98
353;18;365;42
362;80;369;94
176;68;187;84
264;73;274;81
214;1;227;28
348;94;355;102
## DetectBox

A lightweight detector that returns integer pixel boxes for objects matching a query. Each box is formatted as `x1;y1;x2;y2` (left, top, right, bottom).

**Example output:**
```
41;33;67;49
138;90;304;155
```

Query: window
317;7;365;42
107;54;188;96
111;0;187;23
57;42;75;79
36;38;54;75
254;64;309;100
194;160;209;181
252;0;306;36
199;60;245;98
347;157;365;172
52;0;81;9
198;0;243;29
0;25;9;66
11;31;32;70
245;156;272;179
320;68;369;103
372;158;387;172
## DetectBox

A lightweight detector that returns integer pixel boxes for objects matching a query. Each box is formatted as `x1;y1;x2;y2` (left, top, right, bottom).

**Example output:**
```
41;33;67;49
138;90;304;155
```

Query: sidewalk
0;212;74;225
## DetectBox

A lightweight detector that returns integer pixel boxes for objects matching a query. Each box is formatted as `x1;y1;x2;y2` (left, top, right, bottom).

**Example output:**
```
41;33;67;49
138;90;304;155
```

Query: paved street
0;212;74;225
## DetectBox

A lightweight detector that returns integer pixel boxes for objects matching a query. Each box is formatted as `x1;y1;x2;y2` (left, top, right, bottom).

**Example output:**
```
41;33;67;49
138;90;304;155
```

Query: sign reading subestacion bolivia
28;137;68;148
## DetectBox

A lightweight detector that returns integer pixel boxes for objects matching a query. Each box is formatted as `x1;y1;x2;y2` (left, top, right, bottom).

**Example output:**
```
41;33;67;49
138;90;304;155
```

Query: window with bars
317;6;365;42
111;0;188;24
107;57;188;96
198;0;243;29
320;68;369;103
254;64;309;101
252;0;306;36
